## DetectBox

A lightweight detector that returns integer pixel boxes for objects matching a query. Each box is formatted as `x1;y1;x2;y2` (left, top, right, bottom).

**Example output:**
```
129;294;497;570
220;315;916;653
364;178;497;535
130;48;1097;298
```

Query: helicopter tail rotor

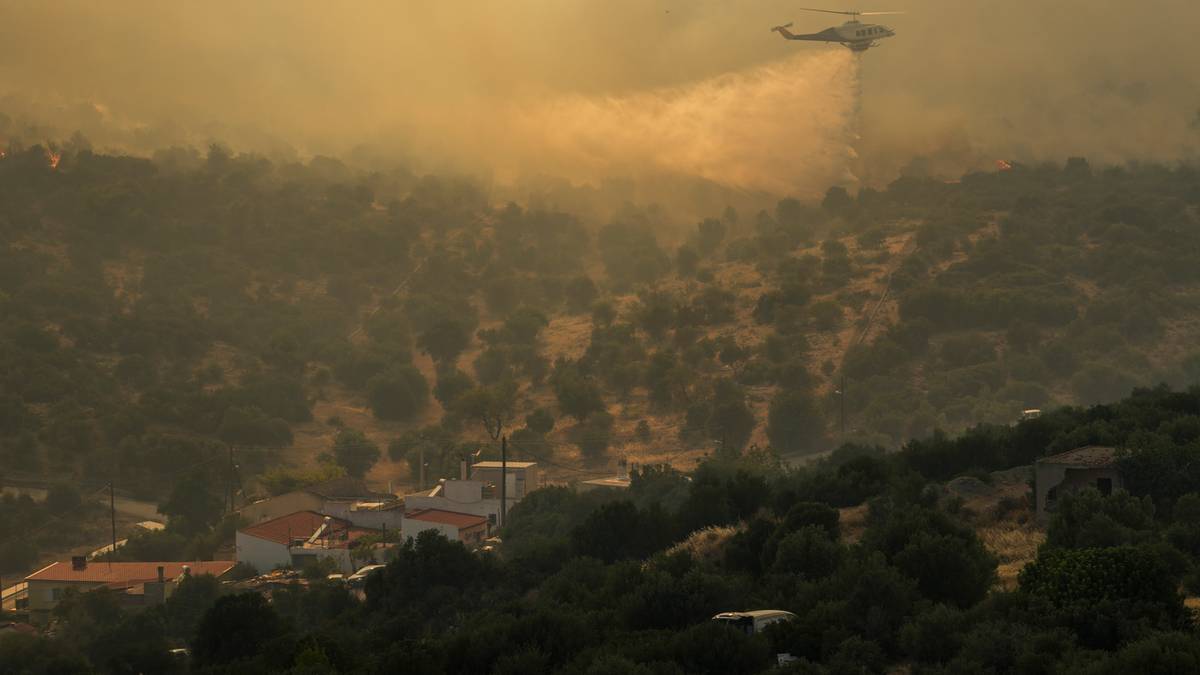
771;22;794;32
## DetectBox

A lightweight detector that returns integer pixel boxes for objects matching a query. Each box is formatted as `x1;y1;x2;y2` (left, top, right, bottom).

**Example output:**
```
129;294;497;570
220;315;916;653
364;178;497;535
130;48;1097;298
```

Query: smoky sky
1;1;1196;194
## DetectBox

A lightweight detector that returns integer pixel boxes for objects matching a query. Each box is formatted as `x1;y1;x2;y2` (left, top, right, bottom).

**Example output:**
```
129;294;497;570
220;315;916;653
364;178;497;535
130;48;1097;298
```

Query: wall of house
402;518;459;542
344;508;403;530
26;580;104;625
470;467;528;498
404;494;505;526
289;547;356;574
444;480;483;502
1035;464;1124;522
459;522;487;546
235;531;292;573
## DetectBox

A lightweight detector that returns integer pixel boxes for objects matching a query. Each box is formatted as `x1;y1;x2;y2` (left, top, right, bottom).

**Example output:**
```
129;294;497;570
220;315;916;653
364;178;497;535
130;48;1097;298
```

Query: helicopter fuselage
835;20;895;50
773;18;896;51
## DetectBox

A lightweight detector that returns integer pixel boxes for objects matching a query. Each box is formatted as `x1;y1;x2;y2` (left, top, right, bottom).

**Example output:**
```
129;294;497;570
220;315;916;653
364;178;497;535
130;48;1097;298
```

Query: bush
575;411;615;459
767;390;825;454
332;428;381;478
367;366;429;420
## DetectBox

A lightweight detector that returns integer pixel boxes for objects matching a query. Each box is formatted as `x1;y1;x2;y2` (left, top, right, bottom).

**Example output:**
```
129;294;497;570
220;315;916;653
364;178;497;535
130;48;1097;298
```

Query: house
403;479;503;527
1035;446;1124;523
401;509;489;547
235;510;383;574
23;559;235;626
240;477;399;528
469;461;540;499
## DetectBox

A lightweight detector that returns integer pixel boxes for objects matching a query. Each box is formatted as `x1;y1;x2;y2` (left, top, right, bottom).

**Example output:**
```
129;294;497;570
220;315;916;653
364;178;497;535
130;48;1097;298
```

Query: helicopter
772;8;902;52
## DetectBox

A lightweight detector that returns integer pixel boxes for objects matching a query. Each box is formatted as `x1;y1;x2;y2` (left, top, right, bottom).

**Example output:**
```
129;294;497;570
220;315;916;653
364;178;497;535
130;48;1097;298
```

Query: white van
711;610;796;635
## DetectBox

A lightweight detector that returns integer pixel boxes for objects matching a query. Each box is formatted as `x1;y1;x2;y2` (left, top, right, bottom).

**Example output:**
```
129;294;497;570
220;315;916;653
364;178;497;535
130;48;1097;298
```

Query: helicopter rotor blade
795;7;859;15
859;11;906;15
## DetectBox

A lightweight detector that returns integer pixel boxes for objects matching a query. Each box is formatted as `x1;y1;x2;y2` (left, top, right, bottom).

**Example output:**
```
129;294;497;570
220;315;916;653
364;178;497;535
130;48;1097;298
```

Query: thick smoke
1;1;1197;193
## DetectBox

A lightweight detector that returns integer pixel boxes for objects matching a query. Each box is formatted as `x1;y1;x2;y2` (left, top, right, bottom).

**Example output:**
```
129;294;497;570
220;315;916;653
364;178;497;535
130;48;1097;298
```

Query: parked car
346;564;387;588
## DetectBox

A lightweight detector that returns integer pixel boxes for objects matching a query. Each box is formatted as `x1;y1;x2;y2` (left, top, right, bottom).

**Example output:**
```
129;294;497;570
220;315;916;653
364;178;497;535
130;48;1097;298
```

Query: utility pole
227;445;235;514
840;375;847;436
419;445;426;491
109;481;116;565
499;435;507;529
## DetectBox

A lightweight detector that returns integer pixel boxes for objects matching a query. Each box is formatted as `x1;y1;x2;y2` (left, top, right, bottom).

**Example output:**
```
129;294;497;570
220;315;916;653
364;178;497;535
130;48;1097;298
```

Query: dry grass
667;525;740;566
838;504;870;544
980;523;1045;590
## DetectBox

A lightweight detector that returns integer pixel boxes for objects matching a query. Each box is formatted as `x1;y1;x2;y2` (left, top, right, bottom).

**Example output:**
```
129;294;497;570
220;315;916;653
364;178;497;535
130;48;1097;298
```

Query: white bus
711;610;796;635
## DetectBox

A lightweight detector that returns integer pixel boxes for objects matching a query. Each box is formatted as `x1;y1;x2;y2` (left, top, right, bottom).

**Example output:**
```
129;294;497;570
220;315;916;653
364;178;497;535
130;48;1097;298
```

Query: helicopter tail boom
773;25;845;42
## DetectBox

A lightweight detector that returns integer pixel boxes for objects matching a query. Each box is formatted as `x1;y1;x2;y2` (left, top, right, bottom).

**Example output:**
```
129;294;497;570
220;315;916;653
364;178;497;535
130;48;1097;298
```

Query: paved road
0;482;160;520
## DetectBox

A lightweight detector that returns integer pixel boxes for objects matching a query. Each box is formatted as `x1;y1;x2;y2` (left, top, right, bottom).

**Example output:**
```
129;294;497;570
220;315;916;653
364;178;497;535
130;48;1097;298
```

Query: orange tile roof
405;509;488;530
239;510;375;549
25;561;235;584
240;511;351;545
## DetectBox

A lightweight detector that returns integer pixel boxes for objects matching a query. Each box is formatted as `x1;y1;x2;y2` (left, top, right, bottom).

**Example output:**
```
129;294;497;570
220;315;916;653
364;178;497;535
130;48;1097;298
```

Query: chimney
71;556;87;571
157;566;165;583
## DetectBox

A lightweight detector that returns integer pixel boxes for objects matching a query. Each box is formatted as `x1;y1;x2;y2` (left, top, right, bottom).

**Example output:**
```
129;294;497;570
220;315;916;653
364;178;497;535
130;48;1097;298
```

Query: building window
1097;478;1113;496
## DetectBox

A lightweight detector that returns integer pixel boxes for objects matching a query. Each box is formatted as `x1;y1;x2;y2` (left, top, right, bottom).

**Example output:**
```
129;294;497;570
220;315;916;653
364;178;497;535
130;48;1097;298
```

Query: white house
403;480;505;527
469;461;540;499
401;509;489;547
235;510;382;574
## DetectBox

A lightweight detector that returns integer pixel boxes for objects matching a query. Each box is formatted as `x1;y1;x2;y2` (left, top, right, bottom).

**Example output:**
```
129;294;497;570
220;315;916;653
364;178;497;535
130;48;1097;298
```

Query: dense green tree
366;366;429;420
331;428;381;478
766;390;825;453
552;365;606;421
417;319;471;365
192;593;286;668
159;472;223;536
453;381;518;439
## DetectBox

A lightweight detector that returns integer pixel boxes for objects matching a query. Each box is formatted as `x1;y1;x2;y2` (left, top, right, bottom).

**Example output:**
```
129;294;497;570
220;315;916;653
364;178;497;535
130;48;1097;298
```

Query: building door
1096;478;1113;496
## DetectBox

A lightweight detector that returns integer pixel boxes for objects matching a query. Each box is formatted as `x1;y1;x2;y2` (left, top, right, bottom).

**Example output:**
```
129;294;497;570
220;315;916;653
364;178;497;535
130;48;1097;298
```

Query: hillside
2;145;1200;533
14;381;1200;672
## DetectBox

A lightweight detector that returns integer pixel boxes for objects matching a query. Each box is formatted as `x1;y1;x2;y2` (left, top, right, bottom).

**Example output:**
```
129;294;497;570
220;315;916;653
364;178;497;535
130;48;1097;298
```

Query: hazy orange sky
1;1;1196;193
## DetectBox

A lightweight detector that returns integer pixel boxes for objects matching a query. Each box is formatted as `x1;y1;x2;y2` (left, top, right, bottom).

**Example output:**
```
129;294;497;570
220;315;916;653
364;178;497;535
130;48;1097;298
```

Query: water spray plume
509;50;861;195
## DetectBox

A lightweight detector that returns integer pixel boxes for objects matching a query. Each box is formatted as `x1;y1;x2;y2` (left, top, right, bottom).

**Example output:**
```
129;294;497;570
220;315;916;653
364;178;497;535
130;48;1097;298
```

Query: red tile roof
405;509;488;530
25;561;235;584
239;510;375;549
239;511;351;545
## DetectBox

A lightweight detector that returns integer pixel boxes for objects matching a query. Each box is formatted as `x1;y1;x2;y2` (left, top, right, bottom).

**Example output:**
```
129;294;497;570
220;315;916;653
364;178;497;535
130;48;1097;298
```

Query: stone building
1034;445;1123;523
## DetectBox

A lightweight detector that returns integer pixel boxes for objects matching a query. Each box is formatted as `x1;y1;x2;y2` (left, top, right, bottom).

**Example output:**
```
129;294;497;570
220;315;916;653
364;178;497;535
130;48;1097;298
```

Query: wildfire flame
995;159;1013;171
47;150;61;169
